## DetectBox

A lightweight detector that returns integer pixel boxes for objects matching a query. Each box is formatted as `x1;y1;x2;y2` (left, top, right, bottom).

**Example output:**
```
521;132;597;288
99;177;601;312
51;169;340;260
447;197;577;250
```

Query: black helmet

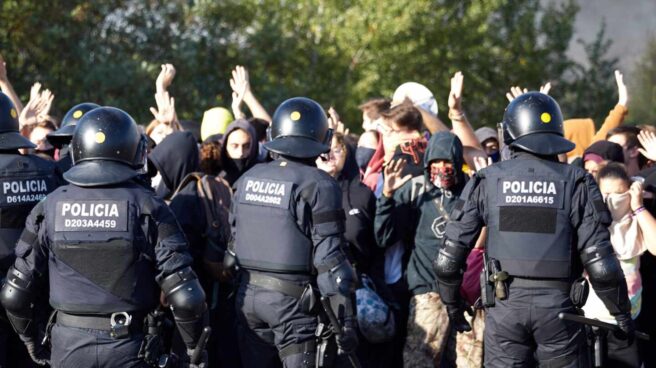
47;102;100;147
64;107;147;187
0;92;36;150
263;97;332;158
500;92;575;156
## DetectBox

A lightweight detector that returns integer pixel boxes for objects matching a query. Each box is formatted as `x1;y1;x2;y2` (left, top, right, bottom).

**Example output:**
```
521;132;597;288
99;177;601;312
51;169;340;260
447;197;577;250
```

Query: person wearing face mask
219;119;259;187
375;131;483;367
474;127;500;163
582;163;656;368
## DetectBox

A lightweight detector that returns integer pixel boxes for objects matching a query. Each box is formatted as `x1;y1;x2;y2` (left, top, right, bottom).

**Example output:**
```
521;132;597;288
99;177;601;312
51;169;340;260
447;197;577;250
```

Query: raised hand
156;64;176;93
448;71;464;112
615;70;628;106
505;86;527;102
328;106;349;135
149;91;177;125
637;130;656;161
473;155;492;172
19;83;51;127
383;159;412;197
231;90;246;120
230;65;251;100
505;83;551;102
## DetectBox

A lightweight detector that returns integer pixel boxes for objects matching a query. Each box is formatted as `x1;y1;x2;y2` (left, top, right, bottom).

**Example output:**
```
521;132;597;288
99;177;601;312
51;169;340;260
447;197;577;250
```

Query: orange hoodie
564;104;628;159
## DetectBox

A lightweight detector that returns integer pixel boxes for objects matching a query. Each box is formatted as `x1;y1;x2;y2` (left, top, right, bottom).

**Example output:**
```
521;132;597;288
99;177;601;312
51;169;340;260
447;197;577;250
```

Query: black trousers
50;324;148;368
484;286;588;368
235;283;315;368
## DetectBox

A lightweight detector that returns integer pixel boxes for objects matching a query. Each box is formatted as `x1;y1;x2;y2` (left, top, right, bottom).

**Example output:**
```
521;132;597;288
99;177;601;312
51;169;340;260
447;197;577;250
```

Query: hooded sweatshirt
374;132;466;295
148;131;200;200
220;119;259;187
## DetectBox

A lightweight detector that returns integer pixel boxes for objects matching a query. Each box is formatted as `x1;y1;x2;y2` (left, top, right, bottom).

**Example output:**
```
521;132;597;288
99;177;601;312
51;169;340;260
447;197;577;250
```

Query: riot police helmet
0;92;36;150
263;97;332;158
47;102;100;147
500;92;575;156
64;107;147;187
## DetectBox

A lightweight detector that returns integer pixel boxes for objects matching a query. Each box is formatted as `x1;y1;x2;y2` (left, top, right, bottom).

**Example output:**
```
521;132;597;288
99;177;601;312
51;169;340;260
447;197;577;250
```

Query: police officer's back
435;93;633;367
0;92;60;368
0;107;208;368
231;97;358;368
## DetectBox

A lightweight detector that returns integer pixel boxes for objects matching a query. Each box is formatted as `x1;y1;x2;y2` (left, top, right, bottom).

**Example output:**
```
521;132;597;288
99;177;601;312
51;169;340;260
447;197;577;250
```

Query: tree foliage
630;36;656;125
0;0;620;130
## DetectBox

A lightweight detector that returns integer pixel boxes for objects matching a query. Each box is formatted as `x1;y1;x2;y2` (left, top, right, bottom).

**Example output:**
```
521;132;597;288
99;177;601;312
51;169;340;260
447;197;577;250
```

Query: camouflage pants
402;292;484;368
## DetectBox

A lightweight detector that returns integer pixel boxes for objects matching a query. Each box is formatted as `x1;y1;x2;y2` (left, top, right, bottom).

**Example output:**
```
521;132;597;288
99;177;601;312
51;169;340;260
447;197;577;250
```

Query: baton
191;327;211;365
320;297;362;368
558;313;650;341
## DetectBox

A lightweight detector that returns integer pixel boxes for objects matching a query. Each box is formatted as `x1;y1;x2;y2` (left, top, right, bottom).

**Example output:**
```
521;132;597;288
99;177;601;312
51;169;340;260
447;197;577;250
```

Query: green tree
629;36;656;125
0;0;619;131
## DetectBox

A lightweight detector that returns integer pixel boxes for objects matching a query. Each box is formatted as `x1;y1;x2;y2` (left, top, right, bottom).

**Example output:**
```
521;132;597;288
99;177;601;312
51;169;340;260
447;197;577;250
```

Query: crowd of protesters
2;50;656;368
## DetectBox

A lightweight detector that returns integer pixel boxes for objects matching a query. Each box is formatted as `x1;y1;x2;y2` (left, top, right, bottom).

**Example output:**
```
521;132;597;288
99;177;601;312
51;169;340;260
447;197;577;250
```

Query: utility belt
480;255;587;308
240;270;318;313
55;310;146;339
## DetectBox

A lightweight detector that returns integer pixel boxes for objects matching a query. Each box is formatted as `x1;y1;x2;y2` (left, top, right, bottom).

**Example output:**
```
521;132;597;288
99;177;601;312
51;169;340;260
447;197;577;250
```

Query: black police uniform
231;97;358;368
0;92;61;368
0;107;208;368
47;102;99;174
435;93;633;367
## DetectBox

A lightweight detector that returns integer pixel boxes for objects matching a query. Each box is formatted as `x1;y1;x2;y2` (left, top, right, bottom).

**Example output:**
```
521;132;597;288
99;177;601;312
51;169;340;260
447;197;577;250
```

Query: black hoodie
149;131;200;200
220;119;259;187
374;132;466;295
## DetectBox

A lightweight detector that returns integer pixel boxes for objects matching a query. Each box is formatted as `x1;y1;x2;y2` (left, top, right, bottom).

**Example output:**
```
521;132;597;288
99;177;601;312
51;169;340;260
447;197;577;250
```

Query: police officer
0;92;60;368
230;97;358;367
46;102;99;173
0;107;208;367
435;92;634;367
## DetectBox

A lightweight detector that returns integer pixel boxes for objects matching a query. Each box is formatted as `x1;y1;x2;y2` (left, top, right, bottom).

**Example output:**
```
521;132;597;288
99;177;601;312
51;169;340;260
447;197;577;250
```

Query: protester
583;162;656;367
219;119;259;187
148;131;200;200
582;140;625;178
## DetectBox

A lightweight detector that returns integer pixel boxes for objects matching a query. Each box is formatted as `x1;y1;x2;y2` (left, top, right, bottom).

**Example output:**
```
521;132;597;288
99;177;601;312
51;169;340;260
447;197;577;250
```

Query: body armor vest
45;184;159;313
0;153;58;272
483;158;584;278
234;161;324;274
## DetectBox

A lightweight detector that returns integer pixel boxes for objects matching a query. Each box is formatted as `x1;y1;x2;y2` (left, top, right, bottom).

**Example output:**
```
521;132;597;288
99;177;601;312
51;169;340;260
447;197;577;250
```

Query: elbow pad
434;240;469;281
316;253;358;297
582;245;630;315
160;267;206;320
0;267;36;336
434;240;469;306
159;267;208;349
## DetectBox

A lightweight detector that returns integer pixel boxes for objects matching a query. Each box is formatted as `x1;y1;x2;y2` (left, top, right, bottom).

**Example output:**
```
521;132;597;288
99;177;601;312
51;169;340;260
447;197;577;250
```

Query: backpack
173;172;233;280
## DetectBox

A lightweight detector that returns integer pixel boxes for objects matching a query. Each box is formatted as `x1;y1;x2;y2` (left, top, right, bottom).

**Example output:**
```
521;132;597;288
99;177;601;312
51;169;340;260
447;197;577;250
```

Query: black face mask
489;150;501;163
355;147;376;171
232;158;248;172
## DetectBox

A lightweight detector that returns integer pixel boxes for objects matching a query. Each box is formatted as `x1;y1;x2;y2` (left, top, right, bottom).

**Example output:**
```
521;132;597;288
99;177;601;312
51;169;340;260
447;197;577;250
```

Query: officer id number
55;200;129;232
498;178;564;209
63;218;118;229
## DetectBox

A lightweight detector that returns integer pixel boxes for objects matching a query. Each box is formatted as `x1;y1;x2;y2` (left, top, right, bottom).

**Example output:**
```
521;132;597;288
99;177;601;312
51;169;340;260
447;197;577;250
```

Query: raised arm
592;70;628;142
0;54;23;113
230;65;271;123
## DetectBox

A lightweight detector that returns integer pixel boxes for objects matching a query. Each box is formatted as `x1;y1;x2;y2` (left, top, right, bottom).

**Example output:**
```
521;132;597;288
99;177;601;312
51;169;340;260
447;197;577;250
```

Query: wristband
632;206;646;217
448;110;466;121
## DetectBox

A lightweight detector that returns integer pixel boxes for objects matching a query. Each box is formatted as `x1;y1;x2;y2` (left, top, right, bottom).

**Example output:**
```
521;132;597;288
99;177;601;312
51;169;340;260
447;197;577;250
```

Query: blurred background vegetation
0;0;654;130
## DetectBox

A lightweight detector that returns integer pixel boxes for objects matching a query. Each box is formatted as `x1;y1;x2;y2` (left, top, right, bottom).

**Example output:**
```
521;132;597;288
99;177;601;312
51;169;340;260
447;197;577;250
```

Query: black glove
336;325;358;355
23;339;50;366
614;313;635;345
446;304;472;333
